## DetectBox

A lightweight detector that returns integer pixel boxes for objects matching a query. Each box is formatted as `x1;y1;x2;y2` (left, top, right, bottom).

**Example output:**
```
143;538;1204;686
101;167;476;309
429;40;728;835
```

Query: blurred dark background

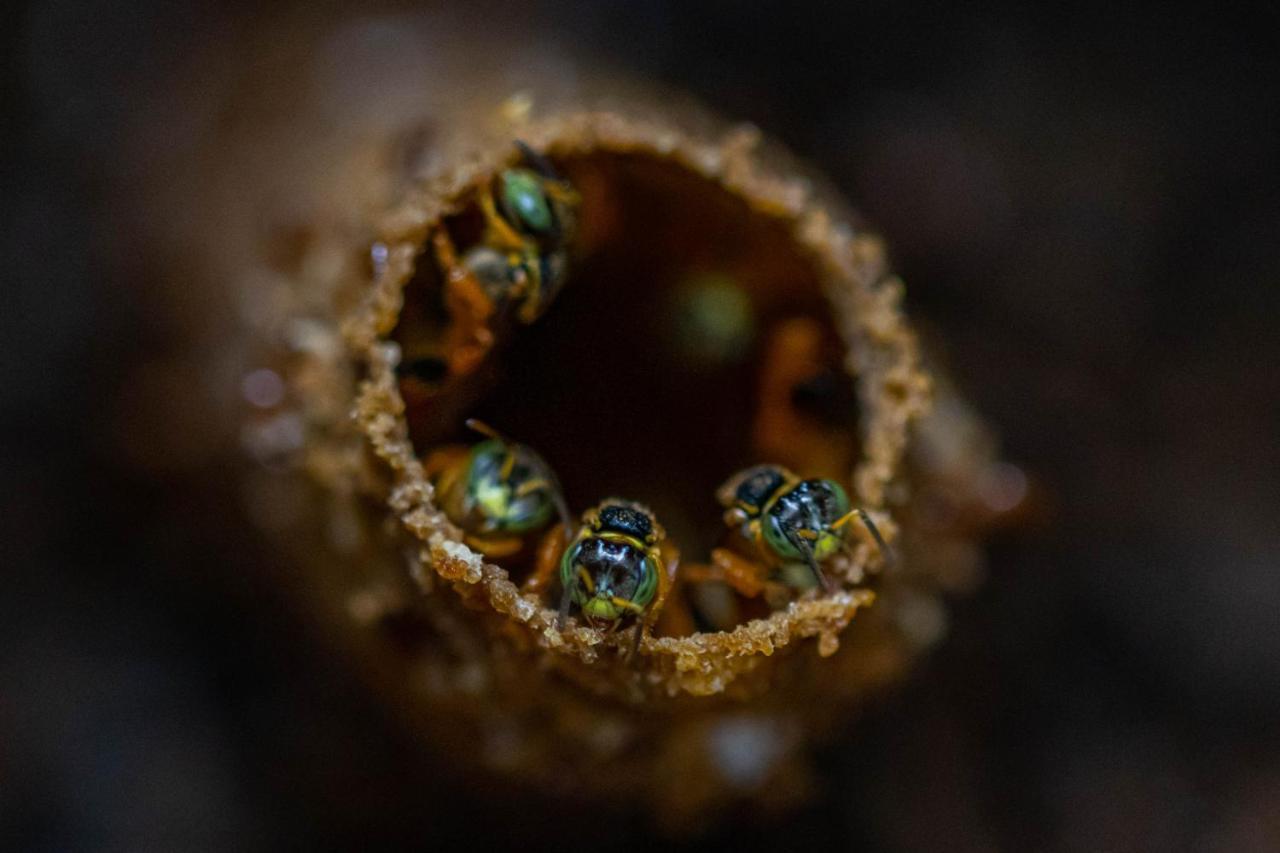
4;2;1279;850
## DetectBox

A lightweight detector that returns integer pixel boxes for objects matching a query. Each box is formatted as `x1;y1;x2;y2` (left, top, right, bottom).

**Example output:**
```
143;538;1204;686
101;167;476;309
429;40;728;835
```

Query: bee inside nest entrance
393;149;867;630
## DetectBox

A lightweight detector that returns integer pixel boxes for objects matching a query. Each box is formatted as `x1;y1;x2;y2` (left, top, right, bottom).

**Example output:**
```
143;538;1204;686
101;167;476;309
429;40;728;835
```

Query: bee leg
513;249;544;325
782;525;835;593
627;620;645;663
686;548;770;599
422;444;470;480
523;523;570;596
433;229;493;322
526;523;574;629
557;582;573;630
804;548;835;593
478;189;528;251
542;180;581;208
627;541;679;664
649;542;679;622
432;229;495;377
466;534;524;559
653;547;698;639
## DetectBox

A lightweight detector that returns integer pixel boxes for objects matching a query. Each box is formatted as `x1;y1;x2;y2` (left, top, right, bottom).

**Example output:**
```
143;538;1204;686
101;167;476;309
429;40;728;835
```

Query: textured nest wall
203;54;1011;825
347;108;928;697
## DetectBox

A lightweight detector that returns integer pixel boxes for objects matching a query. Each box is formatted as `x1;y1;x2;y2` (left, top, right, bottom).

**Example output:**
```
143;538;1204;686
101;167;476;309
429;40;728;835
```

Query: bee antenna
787;528;834;593
465;418;506;442
552;493;572;532
514;139;562;180
854;508;896;569
627;621;644;664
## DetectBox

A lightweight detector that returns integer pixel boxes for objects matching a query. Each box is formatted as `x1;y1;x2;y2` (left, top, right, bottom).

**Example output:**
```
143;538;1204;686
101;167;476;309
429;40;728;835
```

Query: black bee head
594;502;656;543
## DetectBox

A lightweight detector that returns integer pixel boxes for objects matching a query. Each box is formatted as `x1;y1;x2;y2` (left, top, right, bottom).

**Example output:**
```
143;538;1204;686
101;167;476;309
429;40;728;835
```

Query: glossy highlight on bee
557;500;677;656
423;419;567;559
717;464;891;592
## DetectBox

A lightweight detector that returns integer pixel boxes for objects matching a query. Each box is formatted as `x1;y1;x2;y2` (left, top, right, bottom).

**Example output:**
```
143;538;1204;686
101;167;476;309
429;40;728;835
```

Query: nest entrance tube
352;107;934;694
316;101;1003;825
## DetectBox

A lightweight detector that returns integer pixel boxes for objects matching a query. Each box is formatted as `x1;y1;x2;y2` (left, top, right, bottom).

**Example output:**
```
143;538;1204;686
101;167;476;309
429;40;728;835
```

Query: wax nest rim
345;107;931;698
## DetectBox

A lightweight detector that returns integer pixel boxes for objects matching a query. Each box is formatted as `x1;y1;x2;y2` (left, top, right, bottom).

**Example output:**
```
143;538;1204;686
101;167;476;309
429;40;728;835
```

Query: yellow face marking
812;532;844;561
577;566;596;594
582;597;620;620
796;529;819;540
473;479;514;522
500;449;517;482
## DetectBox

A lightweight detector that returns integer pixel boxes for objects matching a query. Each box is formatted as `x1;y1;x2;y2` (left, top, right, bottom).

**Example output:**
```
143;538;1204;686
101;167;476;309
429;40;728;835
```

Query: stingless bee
525;499;679;658
427;141;580;379
704;464;892;597
423;419;568;559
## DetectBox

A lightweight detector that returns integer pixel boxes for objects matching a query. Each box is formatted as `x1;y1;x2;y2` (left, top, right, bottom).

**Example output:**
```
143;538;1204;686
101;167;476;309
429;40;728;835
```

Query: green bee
716;464;892;593
554;500;677;657
413;142;580;390
424;420;568;559
458;140;580;325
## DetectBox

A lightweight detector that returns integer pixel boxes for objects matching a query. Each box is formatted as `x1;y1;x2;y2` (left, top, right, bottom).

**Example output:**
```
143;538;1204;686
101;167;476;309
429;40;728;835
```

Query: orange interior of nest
391;150;866;635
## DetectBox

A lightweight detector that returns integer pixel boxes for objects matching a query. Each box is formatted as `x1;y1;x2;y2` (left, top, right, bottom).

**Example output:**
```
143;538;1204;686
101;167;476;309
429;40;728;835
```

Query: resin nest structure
221;81;1017;826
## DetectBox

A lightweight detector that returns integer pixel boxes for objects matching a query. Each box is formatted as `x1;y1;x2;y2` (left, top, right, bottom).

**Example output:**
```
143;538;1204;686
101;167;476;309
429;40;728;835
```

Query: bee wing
715;465;768;508
519;441;573;530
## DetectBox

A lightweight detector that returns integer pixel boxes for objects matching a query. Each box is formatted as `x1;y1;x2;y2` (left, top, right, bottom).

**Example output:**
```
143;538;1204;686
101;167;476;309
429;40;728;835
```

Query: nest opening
348;109;929;687
396;150;860;563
